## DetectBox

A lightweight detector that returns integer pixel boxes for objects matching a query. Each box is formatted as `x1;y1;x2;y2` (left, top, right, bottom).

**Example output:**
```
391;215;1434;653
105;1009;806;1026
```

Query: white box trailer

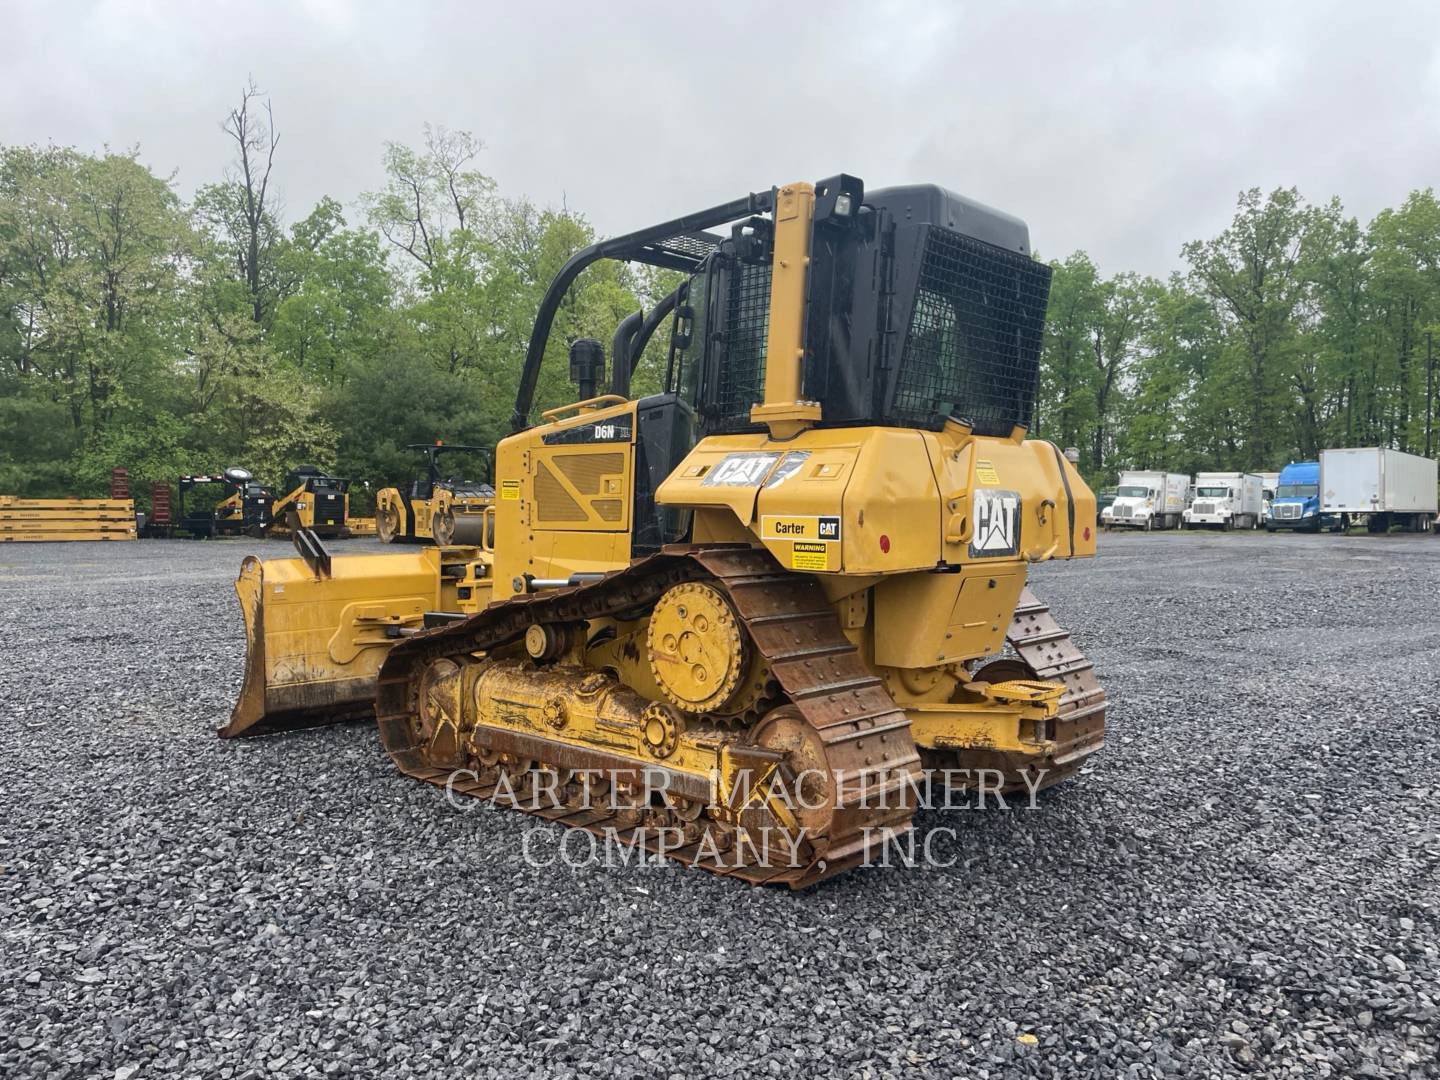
1257;471;1280;521
1183;472;1264;530
1320;448;1437;533
1102;470;1190;530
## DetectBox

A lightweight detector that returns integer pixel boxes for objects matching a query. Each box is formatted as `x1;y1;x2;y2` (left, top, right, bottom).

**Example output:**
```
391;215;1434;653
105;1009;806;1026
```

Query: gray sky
6;0;1439;278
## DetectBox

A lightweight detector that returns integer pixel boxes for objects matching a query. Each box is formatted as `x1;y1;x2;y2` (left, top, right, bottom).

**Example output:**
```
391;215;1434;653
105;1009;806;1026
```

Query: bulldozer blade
221;549;448;738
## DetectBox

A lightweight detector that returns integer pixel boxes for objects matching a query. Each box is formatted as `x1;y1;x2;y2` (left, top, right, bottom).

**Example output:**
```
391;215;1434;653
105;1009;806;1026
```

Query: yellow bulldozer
375;442;495;546
223;175;1105;886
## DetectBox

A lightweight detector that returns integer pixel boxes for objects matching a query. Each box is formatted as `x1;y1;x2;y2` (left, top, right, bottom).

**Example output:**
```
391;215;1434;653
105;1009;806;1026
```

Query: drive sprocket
646;581;748;714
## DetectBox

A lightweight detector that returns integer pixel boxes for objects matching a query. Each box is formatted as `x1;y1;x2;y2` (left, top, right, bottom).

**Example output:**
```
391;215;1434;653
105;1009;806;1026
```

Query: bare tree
223;78;279;323
365;125;493;280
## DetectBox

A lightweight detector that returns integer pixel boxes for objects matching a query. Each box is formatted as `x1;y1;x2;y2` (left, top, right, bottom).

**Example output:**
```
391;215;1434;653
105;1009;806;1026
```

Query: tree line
2;84;1437;501
1036;187;1440;484
0;82;672;503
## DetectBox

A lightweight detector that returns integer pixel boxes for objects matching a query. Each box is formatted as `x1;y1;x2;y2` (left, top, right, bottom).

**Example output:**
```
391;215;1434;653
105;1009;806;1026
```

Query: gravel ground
2;531;1437;1079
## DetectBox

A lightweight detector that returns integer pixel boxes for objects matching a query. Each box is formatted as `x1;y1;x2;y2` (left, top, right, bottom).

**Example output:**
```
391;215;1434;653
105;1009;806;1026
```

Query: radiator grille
314;492;344;525
1192;501;1215;515
592;499;623;522
534;462;586;522
1275;503;1301;520
555;453;624;496
891;227;1050;433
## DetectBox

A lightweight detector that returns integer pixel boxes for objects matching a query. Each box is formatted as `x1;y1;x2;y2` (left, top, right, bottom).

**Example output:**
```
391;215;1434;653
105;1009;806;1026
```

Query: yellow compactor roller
375;443;495;546
224;175;1106;886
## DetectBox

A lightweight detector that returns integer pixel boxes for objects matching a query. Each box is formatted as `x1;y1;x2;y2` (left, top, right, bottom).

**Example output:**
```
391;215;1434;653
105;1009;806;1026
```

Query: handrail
480;505;496;554
540;394;627;422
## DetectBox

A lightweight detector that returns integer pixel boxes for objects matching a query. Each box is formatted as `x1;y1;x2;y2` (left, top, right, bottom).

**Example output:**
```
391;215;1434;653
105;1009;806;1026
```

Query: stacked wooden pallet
0;497;138;542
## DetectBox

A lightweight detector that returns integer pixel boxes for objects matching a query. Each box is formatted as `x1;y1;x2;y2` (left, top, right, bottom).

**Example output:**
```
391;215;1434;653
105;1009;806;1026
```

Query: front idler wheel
751;705;834;838
415;659;464;767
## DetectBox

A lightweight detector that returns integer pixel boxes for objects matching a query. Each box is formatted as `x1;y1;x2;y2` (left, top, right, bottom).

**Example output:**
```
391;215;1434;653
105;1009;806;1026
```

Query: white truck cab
1182;472;1263;530
1102;470;1190;531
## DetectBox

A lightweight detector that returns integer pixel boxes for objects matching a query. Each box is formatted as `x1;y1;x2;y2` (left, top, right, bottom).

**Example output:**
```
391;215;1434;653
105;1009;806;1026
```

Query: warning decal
790;541;830;571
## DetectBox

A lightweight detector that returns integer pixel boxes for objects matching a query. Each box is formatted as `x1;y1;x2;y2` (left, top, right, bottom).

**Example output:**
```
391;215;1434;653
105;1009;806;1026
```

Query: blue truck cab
1266;461;1338;532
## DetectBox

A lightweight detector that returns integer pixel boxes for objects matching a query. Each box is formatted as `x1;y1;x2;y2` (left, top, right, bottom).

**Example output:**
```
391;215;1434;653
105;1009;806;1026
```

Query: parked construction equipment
222;175;1106;886
263;466;351;538
376;443;495;546
175;469;273;538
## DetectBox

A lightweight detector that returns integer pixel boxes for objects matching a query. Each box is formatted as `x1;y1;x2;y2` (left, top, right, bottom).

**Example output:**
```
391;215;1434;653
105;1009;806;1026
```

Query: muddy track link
375;545;923;888
1004;587;1107;785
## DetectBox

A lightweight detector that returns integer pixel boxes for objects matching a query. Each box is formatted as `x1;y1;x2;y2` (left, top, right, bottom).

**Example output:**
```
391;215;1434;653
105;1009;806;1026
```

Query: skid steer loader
224;175;1105;886
262;466;352;539
375;443;495;546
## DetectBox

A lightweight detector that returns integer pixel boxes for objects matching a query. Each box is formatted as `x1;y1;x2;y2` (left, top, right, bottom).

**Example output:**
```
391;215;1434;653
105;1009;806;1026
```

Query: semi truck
1267;461;1339;532
1320;447;1437;533
1182;472;1263;530
1101;470;1190;530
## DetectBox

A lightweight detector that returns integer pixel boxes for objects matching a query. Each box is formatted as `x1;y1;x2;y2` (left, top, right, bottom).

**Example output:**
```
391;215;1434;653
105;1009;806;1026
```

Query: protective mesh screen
891;227;1051;433
533;462;586;522
711;261;771;431
555;452;625;495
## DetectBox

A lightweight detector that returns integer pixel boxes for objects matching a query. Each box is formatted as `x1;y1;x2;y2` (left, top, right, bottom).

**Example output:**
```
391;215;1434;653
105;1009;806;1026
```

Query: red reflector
1083;526;1092;541
879;534;891;553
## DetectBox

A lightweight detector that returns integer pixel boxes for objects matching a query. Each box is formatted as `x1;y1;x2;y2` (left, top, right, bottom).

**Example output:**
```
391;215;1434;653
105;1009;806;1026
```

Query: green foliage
71;410;192;498
1037;187;1440;487
0;379;77;494
0;119;658;500
325;350;498;487
192;179;287;324
271;199;394;381
4;116;1437;505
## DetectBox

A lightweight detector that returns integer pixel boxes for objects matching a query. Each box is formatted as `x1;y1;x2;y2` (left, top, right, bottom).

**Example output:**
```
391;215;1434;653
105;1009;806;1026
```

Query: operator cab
519;174;1050;557
284;465;349;496
406;444;494;502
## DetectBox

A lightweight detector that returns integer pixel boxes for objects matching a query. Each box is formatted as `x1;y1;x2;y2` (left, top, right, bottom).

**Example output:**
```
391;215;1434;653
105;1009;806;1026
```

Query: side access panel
491;400;640;597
